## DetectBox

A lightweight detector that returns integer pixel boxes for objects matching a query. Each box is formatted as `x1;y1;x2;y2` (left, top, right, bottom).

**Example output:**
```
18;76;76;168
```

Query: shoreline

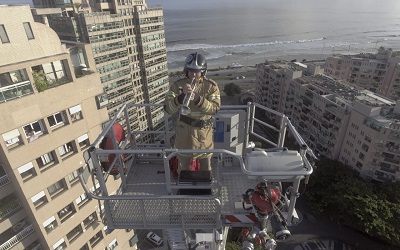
168;50;334;73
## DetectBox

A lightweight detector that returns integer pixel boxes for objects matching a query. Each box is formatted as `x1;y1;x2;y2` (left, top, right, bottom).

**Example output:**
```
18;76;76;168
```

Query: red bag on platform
169;156;200;178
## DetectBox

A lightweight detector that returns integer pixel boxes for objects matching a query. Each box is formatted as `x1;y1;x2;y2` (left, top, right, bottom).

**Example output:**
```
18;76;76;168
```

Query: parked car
146;231;163;246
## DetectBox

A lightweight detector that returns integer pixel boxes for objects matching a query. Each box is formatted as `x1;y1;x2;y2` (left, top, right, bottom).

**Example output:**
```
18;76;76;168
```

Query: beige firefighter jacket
164;77;221;159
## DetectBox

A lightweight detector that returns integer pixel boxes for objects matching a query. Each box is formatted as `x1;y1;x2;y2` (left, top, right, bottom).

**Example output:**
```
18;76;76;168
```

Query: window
69;104;83;122
23;120;46;142
83;212;97;228
37;151;56;169
32;61;67;85
108;239;118;250
67;224;83;243
43;215;58;233
57;203;76;223
31;191;48;209
67;168;81;184
0;24;10;43
75;192;89;207
79;244;89;250
0;69;29;87
53;238;66;250
89;231;103;248
47;112;66;128
18;162;36;180
90;183;101;195
23;22;34;40
2;129;22;149
47;179;67;197
78;134;89;148
58;141;74;157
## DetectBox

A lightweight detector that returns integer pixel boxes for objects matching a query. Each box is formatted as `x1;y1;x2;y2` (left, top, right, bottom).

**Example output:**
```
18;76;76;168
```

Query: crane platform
79;103;315;233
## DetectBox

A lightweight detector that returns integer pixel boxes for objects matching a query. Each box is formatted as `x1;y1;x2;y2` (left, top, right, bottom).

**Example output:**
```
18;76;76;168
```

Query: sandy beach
168;49;336;73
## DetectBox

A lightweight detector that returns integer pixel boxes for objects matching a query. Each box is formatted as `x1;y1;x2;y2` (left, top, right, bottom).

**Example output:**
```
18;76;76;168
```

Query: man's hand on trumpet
183;83;196;100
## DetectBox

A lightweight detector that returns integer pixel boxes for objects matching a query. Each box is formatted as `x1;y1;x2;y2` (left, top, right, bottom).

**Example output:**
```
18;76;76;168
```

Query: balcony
0;224;34;250
383;157;400;165
0;81;34;103
380;166;397;174
25;240;42;250
0;175;10;188
0;196;21;221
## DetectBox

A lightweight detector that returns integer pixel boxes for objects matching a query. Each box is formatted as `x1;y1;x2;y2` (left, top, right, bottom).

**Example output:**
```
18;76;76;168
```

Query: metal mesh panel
108;198;220;229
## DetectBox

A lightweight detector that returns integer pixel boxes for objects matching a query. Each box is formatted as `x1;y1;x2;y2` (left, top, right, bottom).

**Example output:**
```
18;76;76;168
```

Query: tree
225;242;242;250
306;158;400;247
224;83;241;97
73;2;81;12
32;70;48;92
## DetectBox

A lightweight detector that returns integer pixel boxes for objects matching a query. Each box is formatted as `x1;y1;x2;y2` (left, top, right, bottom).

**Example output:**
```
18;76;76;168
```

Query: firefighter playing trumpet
164;52;221;174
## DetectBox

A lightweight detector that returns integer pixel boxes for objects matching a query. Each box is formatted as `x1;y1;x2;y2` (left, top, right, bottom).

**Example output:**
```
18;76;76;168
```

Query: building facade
0;5;136;250
285;75;353;160
33;0;169;142
324;47;400;100
255;60;323;123
339;95;400;182
285;74;400;182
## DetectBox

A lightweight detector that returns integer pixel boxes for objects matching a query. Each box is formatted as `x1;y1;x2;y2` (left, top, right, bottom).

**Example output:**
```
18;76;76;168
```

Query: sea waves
167;37;326;52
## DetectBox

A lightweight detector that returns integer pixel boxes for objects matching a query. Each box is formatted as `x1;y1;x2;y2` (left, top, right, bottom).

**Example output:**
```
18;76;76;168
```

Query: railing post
244;102;254;155
286;177;301;226
164;112;171;148
89;147;115;229
277;115;288;148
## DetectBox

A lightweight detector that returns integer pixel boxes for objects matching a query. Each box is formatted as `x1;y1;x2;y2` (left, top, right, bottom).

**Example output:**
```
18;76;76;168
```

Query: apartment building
0;5;136;250
33;0;169;142
324;47;400;100
255;60;322;122
339;94;400;182
285;74;400;182
285;75;353;159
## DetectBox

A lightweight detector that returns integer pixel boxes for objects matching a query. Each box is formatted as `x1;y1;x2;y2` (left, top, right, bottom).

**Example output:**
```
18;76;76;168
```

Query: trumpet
180;77;199;115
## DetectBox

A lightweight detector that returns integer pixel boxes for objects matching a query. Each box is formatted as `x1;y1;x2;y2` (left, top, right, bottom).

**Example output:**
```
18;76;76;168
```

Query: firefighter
164;52;221;174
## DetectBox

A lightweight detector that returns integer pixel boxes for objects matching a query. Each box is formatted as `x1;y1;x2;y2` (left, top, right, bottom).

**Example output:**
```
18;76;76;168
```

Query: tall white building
0;5;136;250
255;60;323;122
33;0;170;142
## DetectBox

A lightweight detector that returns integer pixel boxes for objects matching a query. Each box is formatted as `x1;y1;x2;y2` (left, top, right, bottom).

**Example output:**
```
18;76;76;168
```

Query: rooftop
296;74;360;102
263;60;306;72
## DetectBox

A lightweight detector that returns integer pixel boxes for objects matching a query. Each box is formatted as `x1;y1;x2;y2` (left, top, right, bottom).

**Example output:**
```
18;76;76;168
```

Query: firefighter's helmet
184;52;207;76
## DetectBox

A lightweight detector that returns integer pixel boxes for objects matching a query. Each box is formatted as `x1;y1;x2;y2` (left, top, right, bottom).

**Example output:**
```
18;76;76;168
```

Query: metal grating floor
121;157;259;215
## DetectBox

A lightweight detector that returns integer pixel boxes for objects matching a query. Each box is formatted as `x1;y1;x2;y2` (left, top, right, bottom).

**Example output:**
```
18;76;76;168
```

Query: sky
0;0;277;9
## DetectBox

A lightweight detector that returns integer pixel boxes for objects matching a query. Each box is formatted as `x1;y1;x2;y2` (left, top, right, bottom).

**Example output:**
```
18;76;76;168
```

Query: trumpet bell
181;106;191;115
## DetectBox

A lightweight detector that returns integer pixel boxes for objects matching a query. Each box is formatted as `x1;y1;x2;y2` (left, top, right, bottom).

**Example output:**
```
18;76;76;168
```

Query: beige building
0;5;135;250
324;47;400;100
286;75;353;160
284;74;400;182
255;60;322;122
339;94;400;182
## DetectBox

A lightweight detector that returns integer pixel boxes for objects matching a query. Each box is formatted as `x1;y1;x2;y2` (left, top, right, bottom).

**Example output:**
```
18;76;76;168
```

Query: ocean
148;0;400;71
